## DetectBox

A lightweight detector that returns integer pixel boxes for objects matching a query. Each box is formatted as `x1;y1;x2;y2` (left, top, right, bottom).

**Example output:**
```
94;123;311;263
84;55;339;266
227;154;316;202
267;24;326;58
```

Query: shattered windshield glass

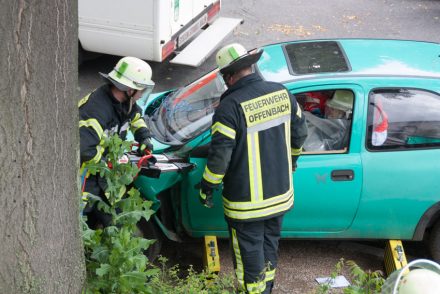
149;70;226;145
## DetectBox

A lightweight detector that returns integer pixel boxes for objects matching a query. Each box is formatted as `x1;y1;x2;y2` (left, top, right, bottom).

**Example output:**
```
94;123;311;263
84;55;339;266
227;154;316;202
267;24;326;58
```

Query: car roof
257;39;440;83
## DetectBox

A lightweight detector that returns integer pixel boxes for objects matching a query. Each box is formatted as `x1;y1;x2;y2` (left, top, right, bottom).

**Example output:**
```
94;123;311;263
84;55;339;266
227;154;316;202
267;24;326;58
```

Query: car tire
137;217;163;262
429;220;440;263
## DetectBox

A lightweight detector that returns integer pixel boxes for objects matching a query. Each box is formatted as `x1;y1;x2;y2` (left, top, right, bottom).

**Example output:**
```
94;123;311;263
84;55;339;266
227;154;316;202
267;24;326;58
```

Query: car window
367;88;440;150
296;89;354;153
284;41;350;75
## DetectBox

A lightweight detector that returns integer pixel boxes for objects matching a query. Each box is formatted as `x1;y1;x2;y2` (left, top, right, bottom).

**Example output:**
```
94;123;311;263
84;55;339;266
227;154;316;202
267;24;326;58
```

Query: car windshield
150;70;226;145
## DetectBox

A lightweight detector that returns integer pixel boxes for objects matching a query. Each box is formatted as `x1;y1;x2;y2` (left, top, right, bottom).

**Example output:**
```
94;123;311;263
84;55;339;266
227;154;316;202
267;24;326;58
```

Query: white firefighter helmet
326;90;353;112
398;268;440;294
216;43;263;75
381;259;440;294
100;56;155;91
325;90;354;119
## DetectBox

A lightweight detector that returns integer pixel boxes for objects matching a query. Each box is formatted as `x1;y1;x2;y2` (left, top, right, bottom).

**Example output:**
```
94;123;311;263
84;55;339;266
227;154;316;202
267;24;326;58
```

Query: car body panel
284;84;365;233
181;157;227;235
258;39;440;85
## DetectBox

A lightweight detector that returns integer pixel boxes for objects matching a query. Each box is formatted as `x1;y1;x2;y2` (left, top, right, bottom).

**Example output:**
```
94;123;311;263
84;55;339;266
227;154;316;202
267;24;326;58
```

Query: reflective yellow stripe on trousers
265;268;276;282
246;280;266;294
231;228;245;291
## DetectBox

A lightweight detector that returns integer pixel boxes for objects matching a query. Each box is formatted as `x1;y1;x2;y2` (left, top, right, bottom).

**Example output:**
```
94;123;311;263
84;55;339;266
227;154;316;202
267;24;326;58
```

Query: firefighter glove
292;156;299;172
199;181;214;208
137;138;153;156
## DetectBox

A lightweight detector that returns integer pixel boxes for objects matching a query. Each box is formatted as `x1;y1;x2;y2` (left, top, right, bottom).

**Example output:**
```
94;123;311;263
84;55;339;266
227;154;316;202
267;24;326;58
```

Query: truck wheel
429;220;440;263
137;217;163;262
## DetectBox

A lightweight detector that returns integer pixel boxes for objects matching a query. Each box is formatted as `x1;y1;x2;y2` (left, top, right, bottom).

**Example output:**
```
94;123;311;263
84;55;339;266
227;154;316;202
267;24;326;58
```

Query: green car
131;39;440;261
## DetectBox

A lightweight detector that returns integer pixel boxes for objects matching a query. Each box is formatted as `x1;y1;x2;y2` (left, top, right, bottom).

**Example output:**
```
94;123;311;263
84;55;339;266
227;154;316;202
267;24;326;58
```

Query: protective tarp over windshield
150;71;226;145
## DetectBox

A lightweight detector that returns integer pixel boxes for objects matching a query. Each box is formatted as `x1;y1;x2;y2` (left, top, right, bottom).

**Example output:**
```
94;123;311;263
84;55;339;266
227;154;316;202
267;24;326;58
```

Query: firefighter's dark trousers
82;175;112;229
227;214;284;294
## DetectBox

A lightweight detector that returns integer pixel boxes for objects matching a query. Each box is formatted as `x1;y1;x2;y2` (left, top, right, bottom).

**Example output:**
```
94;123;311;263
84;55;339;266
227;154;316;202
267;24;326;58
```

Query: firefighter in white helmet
301;90;354;152
79;56;155;228
198;43;308;293
324;90;353;120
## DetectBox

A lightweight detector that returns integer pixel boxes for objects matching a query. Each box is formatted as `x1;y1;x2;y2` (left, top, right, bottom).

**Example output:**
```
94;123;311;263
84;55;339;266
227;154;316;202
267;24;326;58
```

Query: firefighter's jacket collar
221;73;262;101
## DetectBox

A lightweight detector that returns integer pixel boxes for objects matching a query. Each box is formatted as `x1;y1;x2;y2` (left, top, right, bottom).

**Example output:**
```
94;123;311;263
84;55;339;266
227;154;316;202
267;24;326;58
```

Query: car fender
413;202;440;240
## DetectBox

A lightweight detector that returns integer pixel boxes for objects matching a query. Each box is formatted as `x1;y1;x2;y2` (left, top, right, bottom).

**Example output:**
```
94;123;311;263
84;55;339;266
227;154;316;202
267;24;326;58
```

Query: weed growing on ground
316;258;385;294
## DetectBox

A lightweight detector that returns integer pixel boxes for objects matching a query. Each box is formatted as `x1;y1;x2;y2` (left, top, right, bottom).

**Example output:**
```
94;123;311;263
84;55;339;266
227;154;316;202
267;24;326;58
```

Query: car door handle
331;169;354;181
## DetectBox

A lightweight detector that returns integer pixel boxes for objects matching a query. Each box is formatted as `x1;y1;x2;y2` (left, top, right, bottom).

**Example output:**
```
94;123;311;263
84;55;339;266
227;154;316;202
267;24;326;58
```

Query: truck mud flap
170;17;243;67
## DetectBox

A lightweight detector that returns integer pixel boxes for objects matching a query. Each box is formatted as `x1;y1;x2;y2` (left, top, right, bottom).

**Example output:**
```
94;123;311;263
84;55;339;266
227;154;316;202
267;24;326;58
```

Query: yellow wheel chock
384;240;408;276
203;236;220;274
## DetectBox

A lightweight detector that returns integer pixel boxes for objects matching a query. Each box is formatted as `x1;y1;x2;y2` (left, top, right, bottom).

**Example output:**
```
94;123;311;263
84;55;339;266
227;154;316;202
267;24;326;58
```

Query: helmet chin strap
123;90;137;114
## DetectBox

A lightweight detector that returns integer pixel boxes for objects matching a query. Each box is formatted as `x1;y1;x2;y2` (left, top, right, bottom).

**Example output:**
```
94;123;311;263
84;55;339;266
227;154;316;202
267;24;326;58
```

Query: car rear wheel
137;217;163;262
429;220;440;263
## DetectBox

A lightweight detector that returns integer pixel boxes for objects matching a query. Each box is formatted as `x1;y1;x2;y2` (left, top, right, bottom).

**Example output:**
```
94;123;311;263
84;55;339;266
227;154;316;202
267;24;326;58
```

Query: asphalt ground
79;0;440;97
78;0;440;292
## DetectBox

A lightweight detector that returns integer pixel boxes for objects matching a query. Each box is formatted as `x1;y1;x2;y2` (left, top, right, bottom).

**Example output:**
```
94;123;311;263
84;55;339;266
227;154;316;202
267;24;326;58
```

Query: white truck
78;0;242;67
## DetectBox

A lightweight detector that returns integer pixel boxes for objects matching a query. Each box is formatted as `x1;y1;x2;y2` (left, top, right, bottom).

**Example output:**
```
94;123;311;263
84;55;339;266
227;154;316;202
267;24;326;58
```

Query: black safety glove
292;162;297;172
292;156;299;172
137;138;153;156
198;180;214;208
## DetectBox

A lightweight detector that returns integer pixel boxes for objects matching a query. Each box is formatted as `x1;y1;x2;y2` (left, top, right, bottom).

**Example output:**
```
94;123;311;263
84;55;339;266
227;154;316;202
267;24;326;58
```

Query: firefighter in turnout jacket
79;56;154;228
199;44;308;293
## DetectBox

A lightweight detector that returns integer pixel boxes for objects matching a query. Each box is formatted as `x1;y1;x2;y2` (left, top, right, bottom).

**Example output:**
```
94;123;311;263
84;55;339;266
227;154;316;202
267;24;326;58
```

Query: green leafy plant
82;135;158;294
148;256;236;294
316;258;385;294
81;135;235;293
316;259;344;294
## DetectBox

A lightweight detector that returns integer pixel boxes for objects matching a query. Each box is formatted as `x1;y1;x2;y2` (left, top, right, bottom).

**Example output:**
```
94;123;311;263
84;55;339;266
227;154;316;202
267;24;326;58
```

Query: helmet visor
133;80;155;90
110;66;155;91
139;85;155;106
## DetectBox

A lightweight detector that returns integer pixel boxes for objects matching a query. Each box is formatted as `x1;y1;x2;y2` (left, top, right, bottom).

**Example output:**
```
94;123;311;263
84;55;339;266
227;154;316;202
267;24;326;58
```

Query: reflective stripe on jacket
203;73;308;221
